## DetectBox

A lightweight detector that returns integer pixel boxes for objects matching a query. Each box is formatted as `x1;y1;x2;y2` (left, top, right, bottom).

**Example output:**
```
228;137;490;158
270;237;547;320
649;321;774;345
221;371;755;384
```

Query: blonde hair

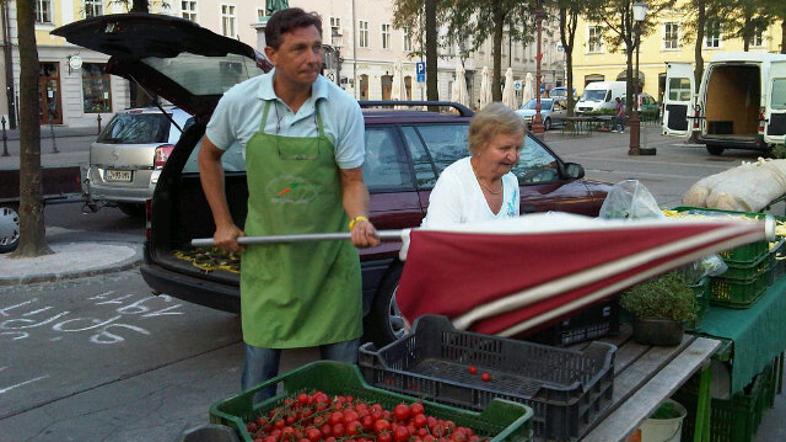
468;103;526;154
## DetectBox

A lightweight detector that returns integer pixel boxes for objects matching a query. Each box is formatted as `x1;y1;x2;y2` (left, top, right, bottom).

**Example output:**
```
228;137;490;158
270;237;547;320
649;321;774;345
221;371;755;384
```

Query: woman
422;103;523;228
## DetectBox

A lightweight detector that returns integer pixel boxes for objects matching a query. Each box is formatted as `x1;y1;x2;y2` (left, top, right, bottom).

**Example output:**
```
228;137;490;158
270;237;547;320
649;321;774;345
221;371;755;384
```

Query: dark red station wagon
55;14;611;346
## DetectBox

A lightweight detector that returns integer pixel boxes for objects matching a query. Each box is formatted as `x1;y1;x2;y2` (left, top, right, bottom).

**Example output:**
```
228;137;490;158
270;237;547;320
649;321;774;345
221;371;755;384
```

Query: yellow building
571;6;784;102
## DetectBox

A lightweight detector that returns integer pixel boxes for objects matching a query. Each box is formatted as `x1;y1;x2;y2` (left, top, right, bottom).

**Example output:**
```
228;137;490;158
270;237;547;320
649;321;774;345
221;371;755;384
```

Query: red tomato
332;423;345;437
362;415;375;429
298;393;310;405
394;425;411;442
329;411;345;425
378;431;393;442
468;365;478;375
413;413;428;428
410;403;425;415
481;372;491;382
394;404;411;421
274;419;285;429
320;424;332;437
306;428;322;442
374;419;392;434
343;409;360;423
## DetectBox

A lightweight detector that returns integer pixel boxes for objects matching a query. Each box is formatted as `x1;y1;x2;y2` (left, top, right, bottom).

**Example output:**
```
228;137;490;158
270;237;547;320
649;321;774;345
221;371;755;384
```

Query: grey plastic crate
359;315;617;441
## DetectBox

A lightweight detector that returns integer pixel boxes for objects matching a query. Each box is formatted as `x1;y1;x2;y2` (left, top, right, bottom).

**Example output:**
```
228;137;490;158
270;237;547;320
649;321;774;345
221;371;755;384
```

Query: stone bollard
97;113;102;135
1;116;8;157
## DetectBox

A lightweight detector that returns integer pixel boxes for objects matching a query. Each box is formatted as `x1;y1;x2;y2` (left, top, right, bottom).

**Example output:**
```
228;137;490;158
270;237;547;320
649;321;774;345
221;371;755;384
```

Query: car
54;14;612;347
549;86;577;100
84;106;192;216
515;98;568;131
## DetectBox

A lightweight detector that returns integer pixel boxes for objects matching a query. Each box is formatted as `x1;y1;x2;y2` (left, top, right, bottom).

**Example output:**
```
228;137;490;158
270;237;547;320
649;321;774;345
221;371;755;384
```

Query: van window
97;113;171;144
772;79;786;110
668;78;692;101
582;90;607;101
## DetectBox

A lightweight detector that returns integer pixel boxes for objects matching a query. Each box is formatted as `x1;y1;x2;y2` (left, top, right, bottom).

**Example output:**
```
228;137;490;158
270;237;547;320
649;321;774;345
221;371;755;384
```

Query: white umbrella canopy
522;72;534;104
479;66;493;109
451;63;469;107
390;61;404;100
502;67;516;109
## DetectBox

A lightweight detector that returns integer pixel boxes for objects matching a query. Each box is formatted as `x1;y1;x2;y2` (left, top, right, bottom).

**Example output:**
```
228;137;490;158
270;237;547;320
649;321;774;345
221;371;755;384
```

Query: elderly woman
422;103;523;228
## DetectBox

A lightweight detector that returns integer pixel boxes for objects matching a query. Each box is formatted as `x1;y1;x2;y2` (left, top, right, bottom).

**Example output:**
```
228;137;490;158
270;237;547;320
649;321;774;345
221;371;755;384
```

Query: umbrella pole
191;230;405;247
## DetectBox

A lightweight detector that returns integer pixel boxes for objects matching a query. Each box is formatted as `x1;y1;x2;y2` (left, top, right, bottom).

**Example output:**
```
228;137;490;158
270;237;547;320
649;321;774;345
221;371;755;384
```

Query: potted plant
620;272;697;346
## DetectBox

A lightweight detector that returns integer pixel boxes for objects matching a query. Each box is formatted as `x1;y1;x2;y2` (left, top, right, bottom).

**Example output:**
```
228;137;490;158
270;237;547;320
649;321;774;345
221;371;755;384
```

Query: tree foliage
553;0;587;117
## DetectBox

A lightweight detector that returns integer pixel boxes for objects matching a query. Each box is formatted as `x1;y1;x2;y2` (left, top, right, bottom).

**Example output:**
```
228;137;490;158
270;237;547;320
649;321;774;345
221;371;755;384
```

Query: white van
575;81;627;114
663;52;786;155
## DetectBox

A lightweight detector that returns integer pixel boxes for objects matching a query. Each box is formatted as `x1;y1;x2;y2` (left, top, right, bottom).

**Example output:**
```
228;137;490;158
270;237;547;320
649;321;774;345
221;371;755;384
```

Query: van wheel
706;146;725;156
362;261;409;347
117;203;145;218
0;205;20;254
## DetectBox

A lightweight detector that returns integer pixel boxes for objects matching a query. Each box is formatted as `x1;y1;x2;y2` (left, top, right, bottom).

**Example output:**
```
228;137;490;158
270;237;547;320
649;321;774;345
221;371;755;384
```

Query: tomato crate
524;300;619;347
709;264;771;308
358;315;616;442
209;361;534;442
671;207;772;265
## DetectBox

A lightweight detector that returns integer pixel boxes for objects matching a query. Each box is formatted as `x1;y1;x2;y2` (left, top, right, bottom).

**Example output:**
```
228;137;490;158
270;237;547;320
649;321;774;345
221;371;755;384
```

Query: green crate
209;361;534;442
709;264;771;308
672;207;771;265
676;365;770;442
722;252;773;281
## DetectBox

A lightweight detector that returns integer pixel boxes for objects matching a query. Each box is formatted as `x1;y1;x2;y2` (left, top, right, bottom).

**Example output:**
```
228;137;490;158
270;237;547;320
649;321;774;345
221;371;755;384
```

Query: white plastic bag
599;180;662;220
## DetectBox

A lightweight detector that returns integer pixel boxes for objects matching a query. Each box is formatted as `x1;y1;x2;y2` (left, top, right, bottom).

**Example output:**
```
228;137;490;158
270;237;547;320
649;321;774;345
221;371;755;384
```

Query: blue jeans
614;115;625;131
241;339;359;403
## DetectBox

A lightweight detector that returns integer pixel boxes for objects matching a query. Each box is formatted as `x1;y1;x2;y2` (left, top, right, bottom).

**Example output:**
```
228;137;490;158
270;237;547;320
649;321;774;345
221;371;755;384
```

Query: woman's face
476;130;523;178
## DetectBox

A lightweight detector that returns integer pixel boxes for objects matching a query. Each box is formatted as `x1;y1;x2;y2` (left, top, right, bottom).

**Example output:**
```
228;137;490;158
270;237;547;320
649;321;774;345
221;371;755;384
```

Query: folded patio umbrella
396;212;774;337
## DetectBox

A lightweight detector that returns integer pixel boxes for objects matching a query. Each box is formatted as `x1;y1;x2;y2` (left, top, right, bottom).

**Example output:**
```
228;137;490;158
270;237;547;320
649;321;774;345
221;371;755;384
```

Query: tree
393;0;445;101
555;0;585;117
584;0;675;114
758;0;786;53
13;0;51;257
722;0;771;51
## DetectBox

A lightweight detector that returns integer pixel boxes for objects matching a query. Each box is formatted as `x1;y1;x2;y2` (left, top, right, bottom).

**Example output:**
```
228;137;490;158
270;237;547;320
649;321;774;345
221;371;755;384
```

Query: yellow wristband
349;216;369;231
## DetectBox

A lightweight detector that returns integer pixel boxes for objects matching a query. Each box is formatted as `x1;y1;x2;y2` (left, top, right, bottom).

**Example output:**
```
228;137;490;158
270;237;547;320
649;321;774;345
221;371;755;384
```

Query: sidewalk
0;226;142;286
2;124;99;141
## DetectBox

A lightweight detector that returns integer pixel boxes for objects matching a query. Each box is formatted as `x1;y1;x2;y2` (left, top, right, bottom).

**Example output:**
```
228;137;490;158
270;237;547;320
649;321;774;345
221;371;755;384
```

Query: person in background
198;8;379;400
421;103;522;228
613;97;625;133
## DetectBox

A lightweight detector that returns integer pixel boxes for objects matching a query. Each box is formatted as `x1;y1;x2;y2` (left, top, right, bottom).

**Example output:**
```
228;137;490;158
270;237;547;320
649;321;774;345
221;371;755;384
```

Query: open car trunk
704;65;760;140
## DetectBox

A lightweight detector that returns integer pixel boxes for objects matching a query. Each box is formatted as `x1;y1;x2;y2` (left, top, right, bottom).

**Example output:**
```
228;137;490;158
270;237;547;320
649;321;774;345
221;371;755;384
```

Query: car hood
52;13;272;119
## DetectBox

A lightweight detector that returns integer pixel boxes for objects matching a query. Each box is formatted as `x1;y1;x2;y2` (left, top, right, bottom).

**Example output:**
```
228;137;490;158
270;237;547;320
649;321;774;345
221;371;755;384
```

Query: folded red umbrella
396;212;773;336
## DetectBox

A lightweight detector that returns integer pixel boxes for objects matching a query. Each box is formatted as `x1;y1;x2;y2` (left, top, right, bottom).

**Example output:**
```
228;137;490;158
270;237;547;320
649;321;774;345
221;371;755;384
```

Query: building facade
571;4;784;102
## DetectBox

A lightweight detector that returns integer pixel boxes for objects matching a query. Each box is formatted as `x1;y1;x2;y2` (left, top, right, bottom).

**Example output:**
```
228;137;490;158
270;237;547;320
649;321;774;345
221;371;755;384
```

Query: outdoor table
561;116;596;136
576;325;721;441
693;275;786;395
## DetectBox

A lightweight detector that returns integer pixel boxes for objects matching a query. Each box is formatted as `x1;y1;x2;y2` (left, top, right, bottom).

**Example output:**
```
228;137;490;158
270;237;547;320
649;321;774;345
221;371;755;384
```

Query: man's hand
214;223;245;253
351;219;380;248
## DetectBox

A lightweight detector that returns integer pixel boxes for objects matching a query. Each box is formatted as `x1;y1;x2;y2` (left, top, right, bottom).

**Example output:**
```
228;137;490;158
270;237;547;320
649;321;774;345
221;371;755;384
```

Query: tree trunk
566;49;574;117
425;0;438;101
695;0;705;86
492;11;505;102
13;0;51;257
625;42;633;115
782;18;785;54
131;0;150;13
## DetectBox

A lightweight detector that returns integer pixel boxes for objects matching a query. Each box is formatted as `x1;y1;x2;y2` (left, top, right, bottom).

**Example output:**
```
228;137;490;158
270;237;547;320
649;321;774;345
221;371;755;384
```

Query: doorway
38;62;63;125
359;74;369;100
381;75;393;100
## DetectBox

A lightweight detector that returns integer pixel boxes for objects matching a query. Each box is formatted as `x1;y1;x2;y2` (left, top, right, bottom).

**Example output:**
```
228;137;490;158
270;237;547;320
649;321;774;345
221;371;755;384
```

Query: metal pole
628;23;641;155
531;1;546;137
50;123;59;154
97;113;102;134
1;116;7;157
191;230;405;248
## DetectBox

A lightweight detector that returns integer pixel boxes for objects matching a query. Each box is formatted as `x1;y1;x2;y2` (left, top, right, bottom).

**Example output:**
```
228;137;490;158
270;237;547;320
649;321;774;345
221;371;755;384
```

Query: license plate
105;169;133;182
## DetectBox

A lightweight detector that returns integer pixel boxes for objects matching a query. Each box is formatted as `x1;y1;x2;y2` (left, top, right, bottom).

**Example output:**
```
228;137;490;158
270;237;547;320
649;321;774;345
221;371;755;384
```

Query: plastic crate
358;315;616;441
722;252;773;281
686;277;710;330
524;300;620;347
676;359;778;442
709;264;771;308
209;361;534;442
671;207;771;265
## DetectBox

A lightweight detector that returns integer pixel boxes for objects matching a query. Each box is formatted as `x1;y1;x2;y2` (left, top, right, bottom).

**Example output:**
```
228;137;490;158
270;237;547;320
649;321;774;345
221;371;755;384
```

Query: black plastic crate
359;315;617;441
524;300;620;347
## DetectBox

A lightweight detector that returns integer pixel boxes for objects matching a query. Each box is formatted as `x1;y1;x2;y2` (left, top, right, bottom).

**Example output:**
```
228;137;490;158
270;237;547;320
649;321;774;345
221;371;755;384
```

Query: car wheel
0;205;20;254
706;145;724;156
544;117;552;131
117;203;145;218
362;261;410;347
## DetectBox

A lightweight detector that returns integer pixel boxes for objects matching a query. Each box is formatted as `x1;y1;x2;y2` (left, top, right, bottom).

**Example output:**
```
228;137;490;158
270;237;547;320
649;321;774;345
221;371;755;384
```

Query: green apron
240;99;362;348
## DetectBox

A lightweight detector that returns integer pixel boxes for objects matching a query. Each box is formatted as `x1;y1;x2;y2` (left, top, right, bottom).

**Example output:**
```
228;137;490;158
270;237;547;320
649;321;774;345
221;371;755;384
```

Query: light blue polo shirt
206;69;365;169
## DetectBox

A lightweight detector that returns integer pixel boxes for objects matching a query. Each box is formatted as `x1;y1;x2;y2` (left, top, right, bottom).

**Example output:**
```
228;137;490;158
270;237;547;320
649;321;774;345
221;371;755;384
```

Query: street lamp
629;1;653;155
530;0;546;137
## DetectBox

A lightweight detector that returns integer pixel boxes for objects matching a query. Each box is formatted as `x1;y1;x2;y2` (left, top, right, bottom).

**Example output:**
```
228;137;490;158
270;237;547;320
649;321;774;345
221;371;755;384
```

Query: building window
84;0;103;18
34;0;53;24
359;20;369;48
82;63;112;114
258;8;265;22
403;26;412;52
182;1;198;22
588;26;603;53
705;21;721;48
329;16;342;45
664;22;679;49
382;24;391;49
753;28;764;47
221;4;236;38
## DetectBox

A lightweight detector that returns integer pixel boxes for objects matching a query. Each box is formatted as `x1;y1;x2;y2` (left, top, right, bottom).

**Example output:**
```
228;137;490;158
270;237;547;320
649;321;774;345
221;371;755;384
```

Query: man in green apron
198;8;379;398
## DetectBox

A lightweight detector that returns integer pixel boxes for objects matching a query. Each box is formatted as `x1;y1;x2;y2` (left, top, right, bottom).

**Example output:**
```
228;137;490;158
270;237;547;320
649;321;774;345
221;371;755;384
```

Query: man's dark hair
265;8;322;50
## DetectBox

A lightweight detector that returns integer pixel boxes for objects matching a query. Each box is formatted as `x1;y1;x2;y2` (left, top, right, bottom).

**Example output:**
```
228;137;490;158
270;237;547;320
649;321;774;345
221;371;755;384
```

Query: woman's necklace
471;158;503;195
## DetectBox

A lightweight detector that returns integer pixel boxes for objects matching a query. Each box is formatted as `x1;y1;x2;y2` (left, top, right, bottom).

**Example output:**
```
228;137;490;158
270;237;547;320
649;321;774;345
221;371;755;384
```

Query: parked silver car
84;106;192;216
515;98;568;131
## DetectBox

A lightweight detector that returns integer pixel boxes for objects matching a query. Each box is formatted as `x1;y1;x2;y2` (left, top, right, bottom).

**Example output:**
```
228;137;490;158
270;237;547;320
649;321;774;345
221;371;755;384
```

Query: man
198;7;379;396
613;97;625;133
